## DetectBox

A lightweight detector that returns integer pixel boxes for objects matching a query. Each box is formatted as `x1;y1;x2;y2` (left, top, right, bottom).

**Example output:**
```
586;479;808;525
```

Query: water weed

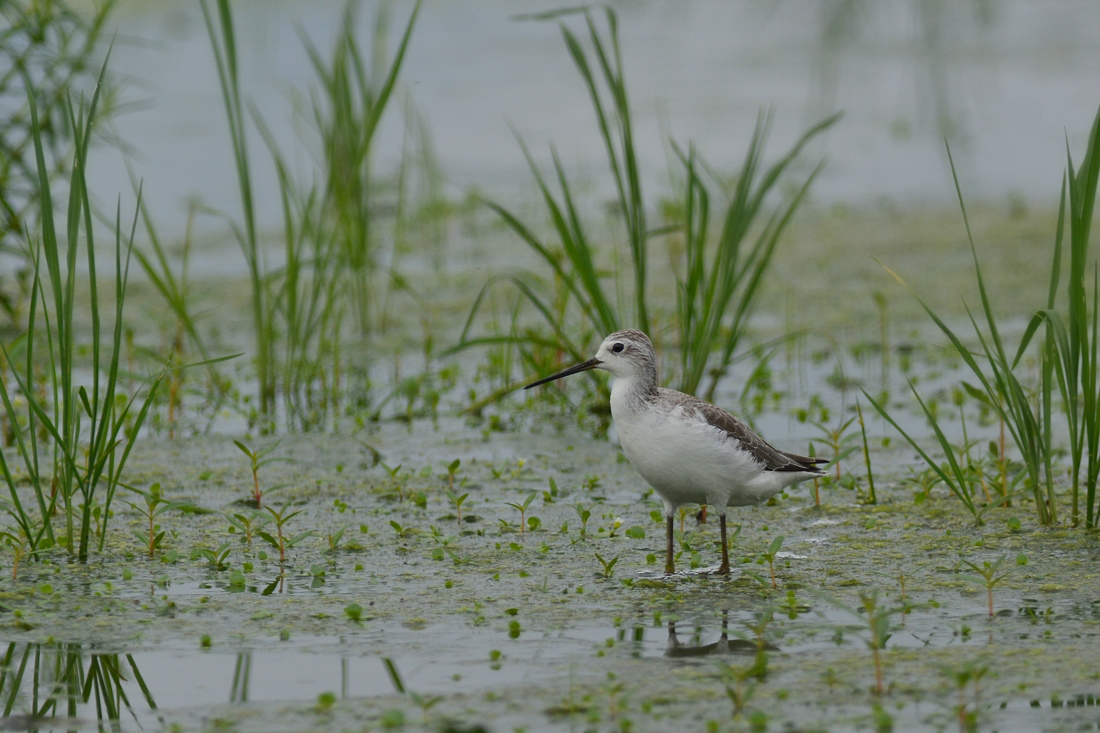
121;484;191;559
0;58;165;562
233;438;286;508
869;105;1100;527
456;7;836;402
957;554;1014;618
505;492;537;535
257;503;313;566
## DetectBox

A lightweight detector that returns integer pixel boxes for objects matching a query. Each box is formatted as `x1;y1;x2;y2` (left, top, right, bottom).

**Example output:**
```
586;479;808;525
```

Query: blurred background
93;0;1100;240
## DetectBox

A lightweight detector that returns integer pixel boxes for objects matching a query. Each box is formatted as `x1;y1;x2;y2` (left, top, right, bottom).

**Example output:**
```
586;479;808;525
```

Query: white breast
610;380;793;513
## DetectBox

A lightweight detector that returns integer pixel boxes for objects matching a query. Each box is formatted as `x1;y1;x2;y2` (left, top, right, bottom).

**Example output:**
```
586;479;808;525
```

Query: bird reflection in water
664;611;780;659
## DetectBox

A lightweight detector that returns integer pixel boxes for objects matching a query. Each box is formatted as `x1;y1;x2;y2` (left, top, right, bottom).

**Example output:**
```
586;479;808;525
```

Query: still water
95;0;1100;242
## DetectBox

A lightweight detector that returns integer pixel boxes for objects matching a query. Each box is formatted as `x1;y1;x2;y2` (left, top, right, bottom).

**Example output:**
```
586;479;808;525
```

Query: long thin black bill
523;358;601;389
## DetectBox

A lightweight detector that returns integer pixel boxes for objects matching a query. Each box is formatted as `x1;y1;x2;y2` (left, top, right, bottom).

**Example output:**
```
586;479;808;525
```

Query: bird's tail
778;450;829;475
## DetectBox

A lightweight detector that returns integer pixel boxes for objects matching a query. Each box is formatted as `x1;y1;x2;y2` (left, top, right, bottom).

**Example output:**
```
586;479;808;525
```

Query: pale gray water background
5;3;1100;731
93;0;1100;250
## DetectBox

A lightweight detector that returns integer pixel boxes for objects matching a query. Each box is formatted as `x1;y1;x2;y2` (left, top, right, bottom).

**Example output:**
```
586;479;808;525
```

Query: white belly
610;386;803;511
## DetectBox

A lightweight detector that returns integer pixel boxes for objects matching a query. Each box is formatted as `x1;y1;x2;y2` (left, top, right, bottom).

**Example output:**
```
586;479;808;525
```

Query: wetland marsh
2;2;1100;732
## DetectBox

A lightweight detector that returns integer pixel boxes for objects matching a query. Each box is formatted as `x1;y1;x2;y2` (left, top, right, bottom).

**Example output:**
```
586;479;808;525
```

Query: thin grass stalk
302;0;421;337
200;0;273;417
871;147;1052;523
2;56;165;559
1069;107;1100;526
670;111;838;399
126;170;224;396
864;383;978;519
570;8;648;334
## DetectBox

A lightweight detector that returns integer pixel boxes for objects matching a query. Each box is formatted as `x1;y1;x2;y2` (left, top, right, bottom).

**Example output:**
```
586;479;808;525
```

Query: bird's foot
713;562;731;576
664;563;676;576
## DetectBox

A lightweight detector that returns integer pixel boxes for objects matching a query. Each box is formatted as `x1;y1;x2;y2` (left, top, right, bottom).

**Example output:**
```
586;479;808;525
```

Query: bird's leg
716;514;731;574
665;514;676;575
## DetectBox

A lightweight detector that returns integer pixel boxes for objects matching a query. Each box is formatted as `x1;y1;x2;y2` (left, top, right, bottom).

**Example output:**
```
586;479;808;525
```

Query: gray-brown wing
678;394;825;474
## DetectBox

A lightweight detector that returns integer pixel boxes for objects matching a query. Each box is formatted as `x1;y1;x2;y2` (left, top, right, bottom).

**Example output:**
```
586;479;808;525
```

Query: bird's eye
611;343;624;353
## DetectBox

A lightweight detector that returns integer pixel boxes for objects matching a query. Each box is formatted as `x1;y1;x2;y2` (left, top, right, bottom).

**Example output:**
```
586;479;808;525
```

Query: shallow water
4;2;1100;731
4;410;1099;732
92;0;1100;247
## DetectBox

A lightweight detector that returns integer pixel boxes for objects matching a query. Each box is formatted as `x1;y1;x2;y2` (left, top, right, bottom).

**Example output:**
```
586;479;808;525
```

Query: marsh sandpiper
525;329;826;575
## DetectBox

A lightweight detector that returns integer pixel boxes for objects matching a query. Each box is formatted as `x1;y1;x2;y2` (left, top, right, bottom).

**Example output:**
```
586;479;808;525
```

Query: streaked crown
594;330;658;387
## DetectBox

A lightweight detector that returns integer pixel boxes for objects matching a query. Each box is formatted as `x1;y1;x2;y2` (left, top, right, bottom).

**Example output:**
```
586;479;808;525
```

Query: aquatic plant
445;489;469;523
455;6;837;401
0;62;164;561
594;552;618;579
811;414;858;482
123;484;191;559
0;524;29;580
258;502;313;565
957;554;1014;618
325;525;349;553
939;660;988;732
192;541;231;571
824;590;916;696
225;509;266;547
504;492;537;535
382;657;443;725
129;196;233;428
0;641;157;725
200;0;273;417
233;439;286;507
759;535;784;589
856;401;876;504
1017;103;1100;527
201;0;426;429
868;103;1100;527
671;113;838;401
0;0;117;271
572;502;592;537
444;459;462;491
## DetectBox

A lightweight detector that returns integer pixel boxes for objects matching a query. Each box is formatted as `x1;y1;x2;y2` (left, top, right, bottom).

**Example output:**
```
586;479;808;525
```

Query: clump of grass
0;58;164;562
671;112;838;400
0;0;117;264
867;103;1100;527
454;7;837;402
1019;103;1100;527
201;0;425;430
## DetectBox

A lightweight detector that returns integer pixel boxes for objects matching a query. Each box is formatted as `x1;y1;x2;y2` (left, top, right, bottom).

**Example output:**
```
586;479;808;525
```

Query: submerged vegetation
0;2;1098;730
